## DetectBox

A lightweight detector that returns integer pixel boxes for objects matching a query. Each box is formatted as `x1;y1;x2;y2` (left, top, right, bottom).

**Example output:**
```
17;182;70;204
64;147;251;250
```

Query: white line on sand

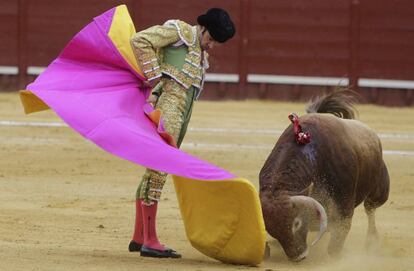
1;120;414;140
1;132;413;157
180;143;414;156
0;120;66;127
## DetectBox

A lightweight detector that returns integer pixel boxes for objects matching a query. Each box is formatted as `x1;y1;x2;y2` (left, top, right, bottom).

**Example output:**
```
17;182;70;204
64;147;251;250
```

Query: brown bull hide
259;90;390;261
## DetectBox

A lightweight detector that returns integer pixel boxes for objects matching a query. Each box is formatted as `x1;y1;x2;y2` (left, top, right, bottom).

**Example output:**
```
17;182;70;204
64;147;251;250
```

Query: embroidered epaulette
164;20;196;46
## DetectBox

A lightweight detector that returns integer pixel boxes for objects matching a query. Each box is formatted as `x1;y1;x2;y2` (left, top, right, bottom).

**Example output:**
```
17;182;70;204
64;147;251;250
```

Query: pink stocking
131;199;144;244
141;201;166;251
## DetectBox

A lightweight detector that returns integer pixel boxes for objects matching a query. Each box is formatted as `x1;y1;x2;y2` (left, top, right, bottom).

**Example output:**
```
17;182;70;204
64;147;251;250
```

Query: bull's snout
290;247;309;262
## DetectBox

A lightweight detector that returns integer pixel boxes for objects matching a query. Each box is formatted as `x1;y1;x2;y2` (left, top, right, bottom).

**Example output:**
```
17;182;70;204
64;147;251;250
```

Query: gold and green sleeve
130;25;180;81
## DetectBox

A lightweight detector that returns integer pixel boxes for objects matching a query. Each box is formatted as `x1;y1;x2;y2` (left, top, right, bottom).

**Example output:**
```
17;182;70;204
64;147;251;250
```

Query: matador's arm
130;25;180;82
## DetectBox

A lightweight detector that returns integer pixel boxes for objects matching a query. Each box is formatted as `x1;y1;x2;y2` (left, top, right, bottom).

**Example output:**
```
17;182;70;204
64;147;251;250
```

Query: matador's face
200;28;217;51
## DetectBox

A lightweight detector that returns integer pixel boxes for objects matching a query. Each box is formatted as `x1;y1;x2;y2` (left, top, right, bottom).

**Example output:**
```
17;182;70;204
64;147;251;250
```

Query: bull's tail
306;89;358;119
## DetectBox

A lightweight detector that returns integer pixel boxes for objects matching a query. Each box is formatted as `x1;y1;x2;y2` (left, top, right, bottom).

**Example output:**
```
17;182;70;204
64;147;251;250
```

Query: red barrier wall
1;0;413;106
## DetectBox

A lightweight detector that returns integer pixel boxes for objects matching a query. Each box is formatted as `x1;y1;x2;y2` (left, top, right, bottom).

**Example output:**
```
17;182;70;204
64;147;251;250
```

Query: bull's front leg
327;216;352;257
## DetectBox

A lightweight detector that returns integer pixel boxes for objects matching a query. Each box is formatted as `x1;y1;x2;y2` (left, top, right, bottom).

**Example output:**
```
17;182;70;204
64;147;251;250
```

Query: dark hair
197;8;236;43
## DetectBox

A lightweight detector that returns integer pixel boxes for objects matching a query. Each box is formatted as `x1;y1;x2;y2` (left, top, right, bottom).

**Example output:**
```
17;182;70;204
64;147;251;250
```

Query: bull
259;90;389;261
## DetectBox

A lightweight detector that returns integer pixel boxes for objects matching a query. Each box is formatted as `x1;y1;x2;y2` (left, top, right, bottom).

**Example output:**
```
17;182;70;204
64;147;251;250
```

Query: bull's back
301;113;381;158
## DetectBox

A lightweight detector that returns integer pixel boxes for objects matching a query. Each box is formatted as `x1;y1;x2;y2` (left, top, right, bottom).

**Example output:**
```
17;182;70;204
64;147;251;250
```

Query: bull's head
261;185;328;261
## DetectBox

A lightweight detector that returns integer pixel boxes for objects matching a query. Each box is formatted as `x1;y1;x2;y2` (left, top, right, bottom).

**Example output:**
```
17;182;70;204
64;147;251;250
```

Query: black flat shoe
128;240;142;252
140;246;181;258
129;241;177;253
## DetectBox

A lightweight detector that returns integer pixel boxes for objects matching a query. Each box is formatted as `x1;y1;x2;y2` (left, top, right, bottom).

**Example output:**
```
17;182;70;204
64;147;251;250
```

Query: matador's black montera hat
197;8;236;43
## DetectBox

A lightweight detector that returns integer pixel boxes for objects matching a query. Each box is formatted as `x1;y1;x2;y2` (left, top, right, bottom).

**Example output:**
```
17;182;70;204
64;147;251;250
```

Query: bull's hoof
328;246;344;259
140;246;181;258
128;240;142;252
263;242;271;259
365;233;380;253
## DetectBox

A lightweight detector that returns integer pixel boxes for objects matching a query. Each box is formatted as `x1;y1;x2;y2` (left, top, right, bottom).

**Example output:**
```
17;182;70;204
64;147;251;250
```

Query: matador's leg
132;79;189;257
136;79;189;203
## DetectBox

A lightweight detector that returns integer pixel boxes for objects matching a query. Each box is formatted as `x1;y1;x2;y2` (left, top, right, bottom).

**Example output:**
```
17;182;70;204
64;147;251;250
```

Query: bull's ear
298;182;314;196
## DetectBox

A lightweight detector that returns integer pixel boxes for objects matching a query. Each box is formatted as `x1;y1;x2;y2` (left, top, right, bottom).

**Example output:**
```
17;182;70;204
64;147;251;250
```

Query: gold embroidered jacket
130;20;209;91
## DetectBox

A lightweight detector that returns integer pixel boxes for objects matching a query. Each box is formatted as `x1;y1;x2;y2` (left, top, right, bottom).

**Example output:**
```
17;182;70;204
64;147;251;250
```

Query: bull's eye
292;217;302;234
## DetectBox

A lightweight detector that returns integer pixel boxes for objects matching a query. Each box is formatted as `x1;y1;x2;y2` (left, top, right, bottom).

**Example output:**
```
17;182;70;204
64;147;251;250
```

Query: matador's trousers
136;78;196;203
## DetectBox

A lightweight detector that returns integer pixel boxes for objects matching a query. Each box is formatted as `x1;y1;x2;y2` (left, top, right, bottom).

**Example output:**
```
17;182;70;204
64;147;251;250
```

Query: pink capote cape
20;5;266;265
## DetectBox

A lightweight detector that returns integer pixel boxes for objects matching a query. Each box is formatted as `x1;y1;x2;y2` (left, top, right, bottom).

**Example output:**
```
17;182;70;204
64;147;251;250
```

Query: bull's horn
290;195;328;247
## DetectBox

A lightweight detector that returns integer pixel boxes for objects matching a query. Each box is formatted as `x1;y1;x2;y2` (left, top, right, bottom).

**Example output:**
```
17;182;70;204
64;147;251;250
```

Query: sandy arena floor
0;92;413;271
